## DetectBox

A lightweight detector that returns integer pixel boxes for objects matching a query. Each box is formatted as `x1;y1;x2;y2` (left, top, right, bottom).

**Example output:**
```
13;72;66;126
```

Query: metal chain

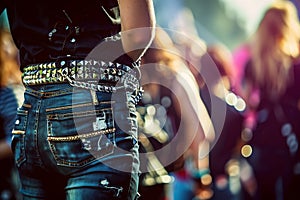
61;70;124;93
60;65;144;104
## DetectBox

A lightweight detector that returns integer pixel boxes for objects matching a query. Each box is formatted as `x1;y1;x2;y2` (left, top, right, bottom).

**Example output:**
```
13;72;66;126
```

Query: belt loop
90;90;99;105
131;59;142;80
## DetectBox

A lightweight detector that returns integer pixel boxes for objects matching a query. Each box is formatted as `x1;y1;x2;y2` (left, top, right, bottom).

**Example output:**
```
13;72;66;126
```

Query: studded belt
22;60;143;104
22;60;137;85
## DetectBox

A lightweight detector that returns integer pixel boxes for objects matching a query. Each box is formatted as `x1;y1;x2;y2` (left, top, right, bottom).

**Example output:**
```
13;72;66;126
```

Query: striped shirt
0;87;18;143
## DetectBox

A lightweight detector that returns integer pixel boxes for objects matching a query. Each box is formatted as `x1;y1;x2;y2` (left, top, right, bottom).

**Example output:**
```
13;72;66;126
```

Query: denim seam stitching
47;127;116;142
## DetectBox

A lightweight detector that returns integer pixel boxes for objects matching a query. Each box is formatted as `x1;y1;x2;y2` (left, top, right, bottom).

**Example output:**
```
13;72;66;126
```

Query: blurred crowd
1;0;300;200
0;28;23;200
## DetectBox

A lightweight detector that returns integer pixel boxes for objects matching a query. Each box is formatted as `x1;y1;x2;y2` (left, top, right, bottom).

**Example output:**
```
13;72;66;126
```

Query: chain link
60;63;144;104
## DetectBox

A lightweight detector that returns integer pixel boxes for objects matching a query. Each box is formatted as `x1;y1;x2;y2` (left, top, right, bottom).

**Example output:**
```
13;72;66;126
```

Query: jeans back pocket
47;105;116;167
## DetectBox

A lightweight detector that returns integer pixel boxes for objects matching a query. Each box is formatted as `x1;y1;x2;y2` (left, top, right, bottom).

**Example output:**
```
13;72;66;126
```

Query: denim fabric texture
11;83;139;200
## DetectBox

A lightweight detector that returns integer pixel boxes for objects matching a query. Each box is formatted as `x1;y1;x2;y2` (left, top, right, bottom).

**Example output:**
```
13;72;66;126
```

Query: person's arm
118;0;156;61
173;64;215;169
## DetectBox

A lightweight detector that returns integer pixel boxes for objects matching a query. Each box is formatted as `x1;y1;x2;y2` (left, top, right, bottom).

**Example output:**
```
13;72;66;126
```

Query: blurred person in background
199;44;246;200
185;40;249;200
165;9;218;200
0;28;24;107
0;28;22;200
233;1;300;199
137;27;214;200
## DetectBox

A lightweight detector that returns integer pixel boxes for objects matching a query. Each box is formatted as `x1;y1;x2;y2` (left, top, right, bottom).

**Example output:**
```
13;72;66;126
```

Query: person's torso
5;0;121;68
250;64;300;150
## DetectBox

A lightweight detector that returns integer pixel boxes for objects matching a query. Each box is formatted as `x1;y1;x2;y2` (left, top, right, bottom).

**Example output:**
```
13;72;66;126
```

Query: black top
244;61;300;151
1;0;132;69
200;86;244;177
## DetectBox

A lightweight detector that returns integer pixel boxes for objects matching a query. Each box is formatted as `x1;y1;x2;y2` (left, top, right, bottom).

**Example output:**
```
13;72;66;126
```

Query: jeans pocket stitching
46;106;116;167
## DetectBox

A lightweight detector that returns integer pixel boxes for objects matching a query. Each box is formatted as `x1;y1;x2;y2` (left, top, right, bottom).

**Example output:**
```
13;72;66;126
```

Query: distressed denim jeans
11;83;140;200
